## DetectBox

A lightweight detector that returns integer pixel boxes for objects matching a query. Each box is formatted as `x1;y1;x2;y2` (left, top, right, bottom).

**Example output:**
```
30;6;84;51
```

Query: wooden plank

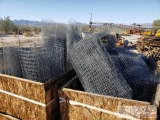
0;112;20;120
60;102;128;120
0;91;46;119
60;103;156;120
0;69;75;120
0;72;62;119
0;74;45;103
59;88;150;113
150;44;160;47
59;88;155;120
0;90;60;120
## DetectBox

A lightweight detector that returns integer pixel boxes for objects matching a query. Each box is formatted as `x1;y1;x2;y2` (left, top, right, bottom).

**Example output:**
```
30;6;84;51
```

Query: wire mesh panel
111;47;159;101
68;36;133;99
18;46;65;82
66;19;82;71
3;43;22;77
55;23;67;71
0;47;4;74
42;20;67;71
16;20;67;82
18;47;39;81
41;20;57;46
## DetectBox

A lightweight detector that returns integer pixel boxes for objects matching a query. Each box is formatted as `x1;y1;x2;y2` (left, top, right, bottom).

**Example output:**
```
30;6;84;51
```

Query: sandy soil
0;34;42;47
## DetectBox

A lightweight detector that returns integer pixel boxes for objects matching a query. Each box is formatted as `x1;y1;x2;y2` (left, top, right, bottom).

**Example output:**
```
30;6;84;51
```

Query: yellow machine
155;29;160;37
124;29;130;34
143;29;152;36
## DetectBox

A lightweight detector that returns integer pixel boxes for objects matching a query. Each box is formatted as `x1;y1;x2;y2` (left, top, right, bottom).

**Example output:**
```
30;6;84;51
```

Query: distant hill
12;19;41;26
140;23;152;28
12;19;85;26
12;19;153;28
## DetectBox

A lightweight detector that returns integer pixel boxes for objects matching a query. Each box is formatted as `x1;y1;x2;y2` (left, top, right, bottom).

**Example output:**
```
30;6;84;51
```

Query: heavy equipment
155;29;160;37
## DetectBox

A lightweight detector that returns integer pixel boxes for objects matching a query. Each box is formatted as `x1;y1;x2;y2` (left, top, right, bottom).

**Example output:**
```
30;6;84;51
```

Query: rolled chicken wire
111;47;159;101
68;36;132;99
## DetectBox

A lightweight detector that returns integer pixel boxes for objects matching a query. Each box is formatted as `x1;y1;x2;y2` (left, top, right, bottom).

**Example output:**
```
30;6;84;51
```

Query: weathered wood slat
59;88;151;120
0;112;20;120
0;74;45;103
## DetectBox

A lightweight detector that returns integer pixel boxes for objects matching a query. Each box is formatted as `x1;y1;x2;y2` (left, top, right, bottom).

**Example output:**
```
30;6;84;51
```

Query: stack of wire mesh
66;19;82;71
55;23;67;71
17;20;66;82
3;43;22;77
18;47;57;82
109;47;159;101
68;34;133;98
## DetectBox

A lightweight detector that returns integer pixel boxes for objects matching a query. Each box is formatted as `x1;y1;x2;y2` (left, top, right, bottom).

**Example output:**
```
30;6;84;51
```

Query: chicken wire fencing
68;35;133;99
18;46;65;82
41;19;57;46
1;20;67;83
66;19;82;71
41;20;67;71
0;47;4;74
66;19;113;71
16;20;67;82
2;43;23;77
108;47;159;102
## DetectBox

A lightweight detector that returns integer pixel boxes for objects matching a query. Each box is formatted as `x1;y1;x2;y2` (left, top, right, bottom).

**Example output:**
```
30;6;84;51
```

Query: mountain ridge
12;19;152;28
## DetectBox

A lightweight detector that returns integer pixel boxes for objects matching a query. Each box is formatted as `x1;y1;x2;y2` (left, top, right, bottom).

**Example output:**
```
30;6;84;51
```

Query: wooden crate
0;69;158;120
59;88;155;120
0;69;76;120
58;71;157;120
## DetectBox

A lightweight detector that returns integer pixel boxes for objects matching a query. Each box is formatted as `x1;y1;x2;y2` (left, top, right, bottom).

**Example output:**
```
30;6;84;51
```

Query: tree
152;19;160;29
0;16;17;34
132;23;136;26
3;16;12;33
0;18;5;31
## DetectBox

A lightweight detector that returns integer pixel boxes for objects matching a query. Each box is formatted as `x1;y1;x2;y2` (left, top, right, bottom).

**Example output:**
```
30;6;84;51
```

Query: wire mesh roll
113;47;159;101
68;36;133;99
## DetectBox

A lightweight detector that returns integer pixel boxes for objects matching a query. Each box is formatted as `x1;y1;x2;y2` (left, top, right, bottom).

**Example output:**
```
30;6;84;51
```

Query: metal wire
18;46;65;82
66;19;82;70
110;47;159;101
3;43;22;77
68;35;133;99
17;20;67;82
0;47;4;74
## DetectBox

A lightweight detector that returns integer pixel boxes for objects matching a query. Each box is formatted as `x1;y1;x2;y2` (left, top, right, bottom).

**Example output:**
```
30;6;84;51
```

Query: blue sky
0;0;160;24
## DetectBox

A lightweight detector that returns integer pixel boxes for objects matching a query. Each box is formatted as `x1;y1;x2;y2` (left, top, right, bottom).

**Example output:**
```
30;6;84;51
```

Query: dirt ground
0;34;42;47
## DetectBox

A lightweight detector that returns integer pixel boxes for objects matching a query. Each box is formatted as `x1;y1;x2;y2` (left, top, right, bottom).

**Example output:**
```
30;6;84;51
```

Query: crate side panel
0;74;45;103
59;88;150;112
0;91;47;120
